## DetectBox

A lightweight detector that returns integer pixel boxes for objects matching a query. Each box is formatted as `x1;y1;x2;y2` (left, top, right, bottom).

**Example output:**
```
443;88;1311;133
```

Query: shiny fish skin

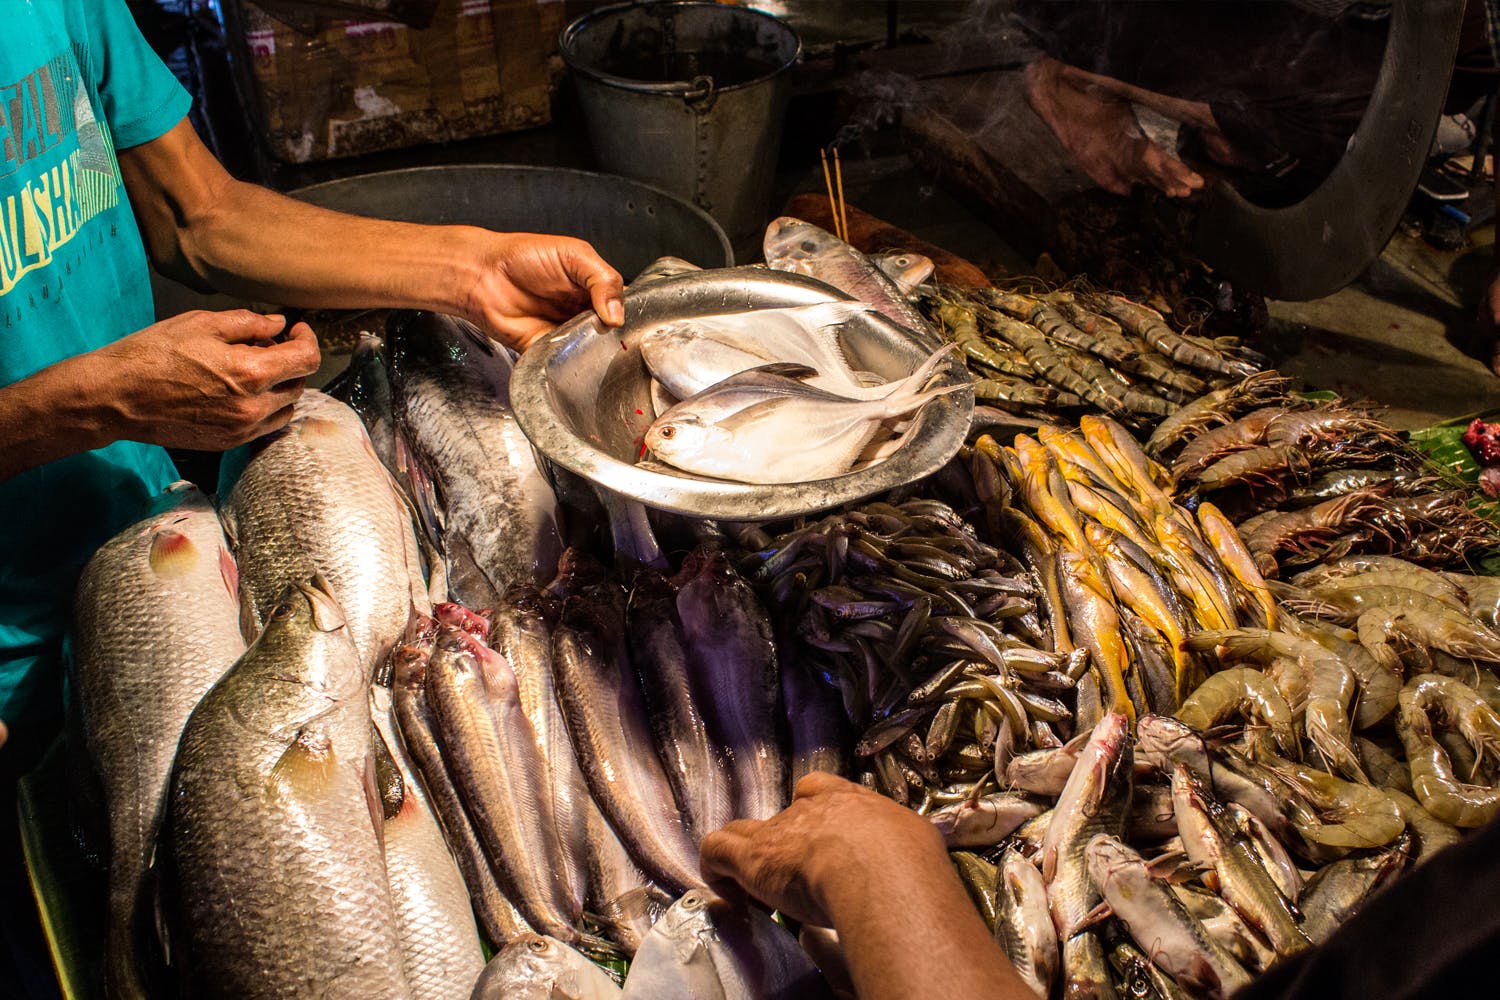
552;586;703;894
675;551;787;822
73;484;246;1000
995;849;1058;998
763;216;938;339
222;389;428;672
325;331;398;474
166;578;409;999
470;934;621;999
1041;713;1132;942
627;569;737;840
782;650;851;786
621;890;837;1000
645;350;964;483
392;642;531;946
930;793;1049;848
637;302;884;399
425;628;578;940
372;682;485;999
387;311;562;604
491;587;591;918
1086;835;1251;1000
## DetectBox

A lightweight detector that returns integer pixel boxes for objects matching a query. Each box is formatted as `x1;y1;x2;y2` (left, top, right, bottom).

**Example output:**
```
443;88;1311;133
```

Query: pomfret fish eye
659;426;676;440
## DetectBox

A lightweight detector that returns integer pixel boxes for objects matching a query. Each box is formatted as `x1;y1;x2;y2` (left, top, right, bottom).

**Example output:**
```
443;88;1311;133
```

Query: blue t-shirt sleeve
74;0;193;149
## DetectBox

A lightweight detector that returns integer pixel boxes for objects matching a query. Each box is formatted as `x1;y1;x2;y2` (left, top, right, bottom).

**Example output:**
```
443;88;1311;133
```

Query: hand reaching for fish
701;772;1036;1000
461;232;625;350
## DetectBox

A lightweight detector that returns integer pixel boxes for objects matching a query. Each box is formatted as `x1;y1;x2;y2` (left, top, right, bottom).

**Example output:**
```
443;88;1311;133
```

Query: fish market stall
23;207;1500;1000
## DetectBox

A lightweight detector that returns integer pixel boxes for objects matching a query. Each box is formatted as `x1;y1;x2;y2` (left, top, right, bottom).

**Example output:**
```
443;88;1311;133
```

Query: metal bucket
561;1;801;262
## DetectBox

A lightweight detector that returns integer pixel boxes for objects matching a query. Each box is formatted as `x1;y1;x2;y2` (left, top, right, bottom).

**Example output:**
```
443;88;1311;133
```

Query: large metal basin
151;165;733;319
512;267;974;521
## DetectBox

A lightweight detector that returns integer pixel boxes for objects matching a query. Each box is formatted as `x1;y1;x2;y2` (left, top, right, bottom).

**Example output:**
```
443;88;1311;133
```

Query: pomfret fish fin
147;530;198;579
267;727;338;805
737;361;820;382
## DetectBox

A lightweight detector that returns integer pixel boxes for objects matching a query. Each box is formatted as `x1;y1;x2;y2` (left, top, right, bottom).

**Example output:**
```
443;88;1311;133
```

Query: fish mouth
297;574;347;633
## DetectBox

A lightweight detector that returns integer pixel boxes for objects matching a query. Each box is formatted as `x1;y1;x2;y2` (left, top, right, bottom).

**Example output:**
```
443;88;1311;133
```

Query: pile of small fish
742;493;1082;813
1150;378;1500;575
914;282;1265;428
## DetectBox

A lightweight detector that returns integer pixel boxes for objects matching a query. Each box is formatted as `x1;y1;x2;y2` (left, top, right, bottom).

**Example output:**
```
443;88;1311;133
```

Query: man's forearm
0;356;112;482
825;857;1040;1000
120;121;487;317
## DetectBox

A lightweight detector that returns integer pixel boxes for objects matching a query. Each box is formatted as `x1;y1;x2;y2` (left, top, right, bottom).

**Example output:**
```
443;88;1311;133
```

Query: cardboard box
224;0;564;163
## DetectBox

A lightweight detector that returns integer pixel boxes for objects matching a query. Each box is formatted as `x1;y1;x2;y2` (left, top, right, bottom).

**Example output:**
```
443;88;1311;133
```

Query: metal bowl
511;267;974;521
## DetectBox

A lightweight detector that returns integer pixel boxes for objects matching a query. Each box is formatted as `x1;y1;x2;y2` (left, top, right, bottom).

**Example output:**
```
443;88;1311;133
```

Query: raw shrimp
1314;573;1468;612
1261;756;1405;848
1290;615;1401;729
1196;444;1311;494
1174;667;1299;757
1241;490;1389;578
1088;293;1259;378
1171;405;1284;480
991;288;1140;367
937;302;1036;378
1264;407;1399;450
1398;692;1500;828
1296;556;1466;600
1308;585;1500;662
1146;372;1291;459
1380;787;1461;861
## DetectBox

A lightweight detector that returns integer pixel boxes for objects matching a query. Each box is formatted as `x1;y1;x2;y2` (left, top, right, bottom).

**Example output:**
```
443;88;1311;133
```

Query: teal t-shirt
0;0;192;752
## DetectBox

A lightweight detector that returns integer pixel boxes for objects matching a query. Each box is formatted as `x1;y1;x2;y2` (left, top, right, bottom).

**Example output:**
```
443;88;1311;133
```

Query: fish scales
387;311;562;605
165;579;410;999
73;484;247;1000
222;389;428;673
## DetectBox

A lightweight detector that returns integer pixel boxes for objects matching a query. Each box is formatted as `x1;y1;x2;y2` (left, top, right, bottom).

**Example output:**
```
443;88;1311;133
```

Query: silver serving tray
511;267;973;521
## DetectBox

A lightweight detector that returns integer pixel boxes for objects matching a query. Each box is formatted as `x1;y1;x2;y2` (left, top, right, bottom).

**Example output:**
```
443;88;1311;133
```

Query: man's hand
90;310;320;450
699;772;951;927
460;232;626;351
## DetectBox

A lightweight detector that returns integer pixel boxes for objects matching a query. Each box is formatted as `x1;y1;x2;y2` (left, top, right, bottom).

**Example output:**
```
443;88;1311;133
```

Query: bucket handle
683;74;717;112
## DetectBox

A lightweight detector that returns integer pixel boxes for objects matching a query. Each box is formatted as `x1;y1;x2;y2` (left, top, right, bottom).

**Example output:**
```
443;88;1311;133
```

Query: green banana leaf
1408;409;1500;576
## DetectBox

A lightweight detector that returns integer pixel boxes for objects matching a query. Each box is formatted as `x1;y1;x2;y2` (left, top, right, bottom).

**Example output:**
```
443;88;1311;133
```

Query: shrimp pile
740;412;1500;999
1151;380;1499;576
915;284;1266;430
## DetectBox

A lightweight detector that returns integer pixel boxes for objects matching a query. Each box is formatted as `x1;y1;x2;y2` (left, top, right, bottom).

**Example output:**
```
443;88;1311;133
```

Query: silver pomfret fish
645;350;961;483
166;577;410;999
73;483;246;1000
387;311;563;604
222;389;429;673
470;934;621;999
637;301;882;399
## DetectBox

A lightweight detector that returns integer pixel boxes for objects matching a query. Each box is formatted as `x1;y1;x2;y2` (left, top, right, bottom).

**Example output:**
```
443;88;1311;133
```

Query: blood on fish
636;409;645;415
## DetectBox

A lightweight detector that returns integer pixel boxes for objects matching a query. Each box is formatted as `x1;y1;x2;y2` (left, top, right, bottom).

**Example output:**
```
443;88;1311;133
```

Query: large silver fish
626;569;736;839
636;302;882;399
424;626;579;941
620;890;836;1000
674;551;786;822
644;351;961;483
763;216;937;340
221;389;429;672
372;677;486;999
165;577;409;998
73;483;246;1000
551;584;703;894
470;934;621;1000
387;311;562;605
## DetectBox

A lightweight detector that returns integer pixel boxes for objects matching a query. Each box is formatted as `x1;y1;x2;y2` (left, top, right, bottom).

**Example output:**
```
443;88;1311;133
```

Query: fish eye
270;602;294;620
659;426;676;440
800;240;819;252
527;938;548;954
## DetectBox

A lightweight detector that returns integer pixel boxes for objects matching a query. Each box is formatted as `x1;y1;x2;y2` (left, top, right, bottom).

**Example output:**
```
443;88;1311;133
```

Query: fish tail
875;346;964;416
